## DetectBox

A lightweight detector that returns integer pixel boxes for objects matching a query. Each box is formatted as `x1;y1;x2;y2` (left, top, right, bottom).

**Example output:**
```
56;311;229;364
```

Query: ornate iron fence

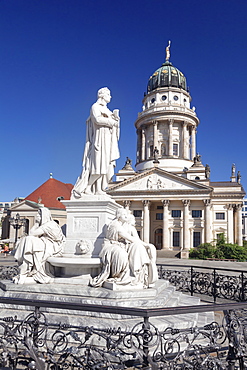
158;264;247;303
0;297;246;369
0;265;18;280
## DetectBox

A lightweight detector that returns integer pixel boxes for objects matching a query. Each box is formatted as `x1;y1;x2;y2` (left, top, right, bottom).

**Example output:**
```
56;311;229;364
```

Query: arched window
154;228;163;250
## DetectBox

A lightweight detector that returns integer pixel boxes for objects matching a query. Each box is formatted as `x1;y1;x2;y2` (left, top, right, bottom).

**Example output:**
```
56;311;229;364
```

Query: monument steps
0;280;214;332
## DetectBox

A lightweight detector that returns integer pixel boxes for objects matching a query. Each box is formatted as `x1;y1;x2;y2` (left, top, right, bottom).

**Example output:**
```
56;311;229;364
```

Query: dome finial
166;40;171;62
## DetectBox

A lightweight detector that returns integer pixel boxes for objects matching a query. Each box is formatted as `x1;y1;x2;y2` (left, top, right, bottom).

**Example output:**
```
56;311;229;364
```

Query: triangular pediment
108;168;212;193
10;200;42;211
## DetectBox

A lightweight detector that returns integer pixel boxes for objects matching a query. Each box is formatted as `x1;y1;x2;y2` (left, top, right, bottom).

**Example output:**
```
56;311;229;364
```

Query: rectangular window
193;231;201;248
157;205;163;209
133;210;142;217
156;213;163;220
172;210;181;218
173;231;180;247
192;210;202;218
216;212;225;220
173;143;178;156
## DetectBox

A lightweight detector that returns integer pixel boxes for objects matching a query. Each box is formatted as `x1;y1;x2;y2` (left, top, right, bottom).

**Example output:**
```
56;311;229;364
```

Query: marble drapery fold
72;87;120;197
14;208;65;284
90;209;158;289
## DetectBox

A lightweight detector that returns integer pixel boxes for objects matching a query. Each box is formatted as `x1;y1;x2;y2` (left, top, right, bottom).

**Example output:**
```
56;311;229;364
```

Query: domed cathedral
136;41;199;175
107;43;245;258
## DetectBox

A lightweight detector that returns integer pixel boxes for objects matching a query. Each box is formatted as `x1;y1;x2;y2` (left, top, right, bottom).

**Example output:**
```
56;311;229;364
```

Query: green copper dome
147;60;187;93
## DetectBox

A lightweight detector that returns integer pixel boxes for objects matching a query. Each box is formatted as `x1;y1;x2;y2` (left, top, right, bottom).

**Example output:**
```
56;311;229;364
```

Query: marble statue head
39;207;52;225
97;87;111;103
116;208;128;223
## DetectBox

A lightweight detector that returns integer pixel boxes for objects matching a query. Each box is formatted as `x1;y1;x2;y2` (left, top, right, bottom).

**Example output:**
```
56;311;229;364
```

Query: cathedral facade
107;48;245;256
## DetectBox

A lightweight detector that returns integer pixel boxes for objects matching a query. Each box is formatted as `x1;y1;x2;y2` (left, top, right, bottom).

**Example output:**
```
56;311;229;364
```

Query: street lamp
9;213;26;245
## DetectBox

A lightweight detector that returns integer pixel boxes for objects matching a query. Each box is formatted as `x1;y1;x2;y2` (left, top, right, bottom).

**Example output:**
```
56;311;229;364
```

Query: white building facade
107;50;245;257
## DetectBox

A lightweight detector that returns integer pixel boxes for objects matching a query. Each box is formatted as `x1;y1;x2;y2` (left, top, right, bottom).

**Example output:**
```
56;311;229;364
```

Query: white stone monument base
62;195;121;257
47;256;101;284
0;280;214;332
102;281;144;291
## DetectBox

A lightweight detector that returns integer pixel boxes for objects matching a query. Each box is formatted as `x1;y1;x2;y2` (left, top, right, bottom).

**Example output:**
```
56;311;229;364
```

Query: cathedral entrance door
154;228;163;250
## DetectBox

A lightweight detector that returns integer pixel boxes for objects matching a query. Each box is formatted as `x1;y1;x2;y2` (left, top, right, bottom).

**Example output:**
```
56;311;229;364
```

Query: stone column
182;121;188;159
182;200;190;250
141;127;146;161
191;126;196;160
142;200;150;243
203;199;211;243
168;119;173;156
136;129;141;163
153;121;158;150
162;200;170;249
226;204;234;243
235;204;243;246
123;200;131;210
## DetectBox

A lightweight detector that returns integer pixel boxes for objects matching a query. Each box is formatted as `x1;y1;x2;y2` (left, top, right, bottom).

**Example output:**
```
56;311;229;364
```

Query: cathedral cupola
134;42;200;174
147;60;187;93
147;42;187;93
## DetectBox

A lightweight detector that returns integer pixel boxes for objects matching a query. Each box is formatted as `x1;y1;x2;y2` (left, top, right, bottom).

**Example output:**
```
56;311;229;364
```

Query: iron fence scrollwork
0;303;246;368
158;264;247;303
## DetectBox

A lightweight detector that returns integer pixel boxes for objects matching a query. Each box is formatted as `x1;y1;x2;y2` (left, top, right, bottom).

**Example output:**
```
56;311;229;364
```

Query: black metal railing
157;264;247;303
0;265;18;280
0;297;246;369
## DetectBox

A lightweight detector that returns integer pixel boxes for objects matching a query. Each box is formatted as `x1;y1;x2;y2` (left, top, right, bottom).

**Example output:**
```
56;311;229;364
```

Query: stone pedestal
47;195;121;283
62;195;121;257
180;250;189;259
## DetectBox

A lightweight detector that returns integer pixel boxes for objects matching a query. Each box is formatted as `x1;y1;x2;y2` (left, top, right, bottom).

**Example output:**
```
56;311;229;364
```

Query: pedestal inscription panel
73;217;99;234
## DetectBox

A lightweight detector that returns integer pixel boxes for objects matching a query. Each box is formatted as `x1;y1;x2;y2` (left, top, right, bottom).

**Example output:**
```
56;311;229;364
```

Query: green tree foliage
189;234;247;261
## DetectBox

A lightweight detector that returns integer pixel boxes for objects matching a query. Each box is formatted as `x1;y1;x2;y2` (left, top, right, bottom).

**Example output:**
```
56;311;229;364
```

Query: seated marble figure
13;207;65;284
90;208;158;288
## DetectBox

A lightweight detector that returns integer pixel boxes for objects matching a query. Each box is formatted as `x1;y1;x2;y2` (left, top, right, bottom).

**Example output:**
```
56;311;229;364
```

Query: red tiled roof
25;178;73;209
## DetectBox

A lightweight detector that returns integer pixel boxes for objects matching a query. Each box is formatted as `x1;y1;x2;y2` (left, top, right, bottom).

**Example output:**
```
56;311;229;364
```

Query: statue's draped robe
72;102;120;196
90;219;131;287
14;208;65;283
90;218;158;288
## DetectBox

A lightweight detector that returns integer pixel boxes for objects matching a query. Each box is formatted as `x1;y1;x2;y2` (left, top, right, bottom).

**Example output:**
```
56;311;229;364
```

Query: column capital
142;200;151;207
203;199;211;207
162;199;170;207
182;199;190;206
169;119;174;125
123;200;131;209
235;203;243;210
226;204;234;210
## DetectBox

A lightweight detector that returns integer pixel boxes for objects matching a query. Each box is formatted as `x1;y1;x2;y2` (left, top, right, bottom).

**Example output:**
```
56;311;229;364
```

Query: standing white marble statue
72;87;120;197
13;208;65;284
90;208;158;288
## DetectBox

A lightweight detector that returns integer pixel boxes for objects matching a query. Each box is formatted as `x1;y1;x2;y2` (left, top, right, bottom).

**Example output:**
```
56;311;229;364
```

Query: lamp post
9;213;26;245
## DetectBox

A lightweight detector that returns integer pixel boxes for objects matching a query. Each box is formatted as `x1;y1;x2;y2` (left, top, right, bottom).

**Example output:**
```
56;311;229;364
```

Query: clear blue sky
1;0;247;200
